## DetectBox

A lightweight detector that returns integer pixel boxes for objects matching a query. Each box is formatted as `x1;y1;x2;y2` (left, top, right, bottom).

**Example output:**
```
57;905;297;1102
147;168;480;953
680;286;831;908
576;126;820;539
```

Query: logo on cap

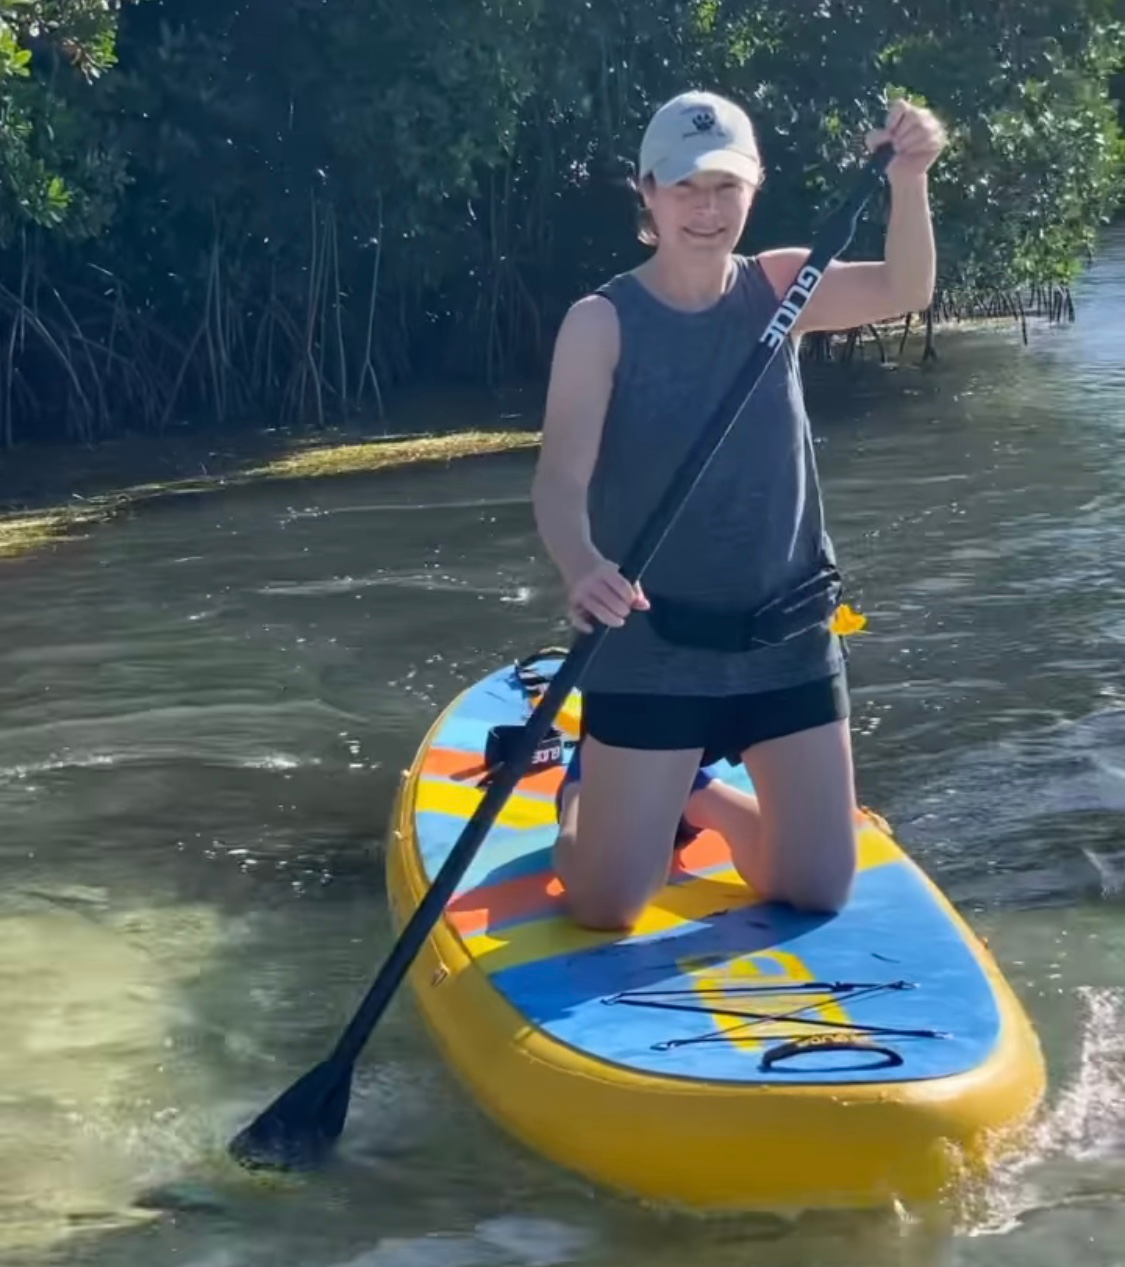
691;108;716;133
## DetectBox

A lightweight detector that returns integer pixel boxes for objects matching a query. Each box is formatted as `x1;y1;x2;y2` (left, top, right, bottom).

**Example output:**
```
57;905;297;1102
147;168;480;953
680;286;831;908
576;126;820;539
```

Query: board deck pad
412;660;1002;1086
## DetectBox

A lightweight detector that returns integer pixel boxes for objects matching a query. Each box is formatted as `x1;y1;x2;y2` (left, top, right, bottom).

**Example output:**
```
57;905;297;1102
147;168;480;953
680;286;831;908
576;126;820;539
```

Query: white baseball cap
638;90;762;187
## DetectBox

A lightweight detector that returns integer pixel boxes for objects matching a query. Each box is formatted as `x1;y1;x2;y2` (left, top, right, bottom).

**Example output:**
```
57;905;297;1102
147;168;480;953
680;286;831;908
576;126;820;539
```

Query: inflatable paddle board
385;650;1046;1212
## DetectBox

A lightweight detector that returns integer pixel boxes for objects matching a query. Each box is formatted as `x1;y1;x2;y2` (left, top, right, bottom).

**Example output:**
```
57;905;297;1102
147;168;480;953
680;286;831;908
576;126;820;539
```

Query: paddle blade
228;1057;353;1171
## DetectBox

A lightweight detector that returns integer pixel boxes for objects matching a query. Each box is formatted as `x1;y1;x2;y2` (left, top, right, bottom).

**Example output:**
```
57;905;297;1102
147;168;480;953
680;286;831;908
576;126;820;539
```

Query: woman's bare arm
757;100;945;334
531;294;620;588
758;174;936;332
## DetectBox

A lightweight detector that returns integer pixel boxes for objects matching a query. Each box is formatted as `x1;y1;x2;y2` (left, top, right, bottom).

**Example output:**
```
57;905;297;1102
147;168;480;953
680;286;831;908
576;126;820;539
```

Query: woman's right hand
566;556;650;633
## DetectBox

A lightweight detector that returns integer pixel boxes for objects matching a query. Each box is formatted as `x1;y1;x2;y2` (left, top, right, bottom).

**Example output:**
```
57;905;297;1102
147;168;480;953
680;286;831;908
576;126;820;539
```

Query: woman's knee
551;738;703;927
564;890;647;932
777;817;858;913
552;823;648;931
742;718;859;914
553;838;662;931
784;861;856;914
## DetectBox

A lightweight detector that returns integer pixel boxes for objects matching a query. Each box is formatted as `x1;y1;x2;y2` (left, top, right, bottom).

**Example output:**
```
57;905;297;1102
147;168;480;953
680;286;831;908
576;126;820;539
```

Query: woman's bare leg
553;737;704;931
740;718;858;913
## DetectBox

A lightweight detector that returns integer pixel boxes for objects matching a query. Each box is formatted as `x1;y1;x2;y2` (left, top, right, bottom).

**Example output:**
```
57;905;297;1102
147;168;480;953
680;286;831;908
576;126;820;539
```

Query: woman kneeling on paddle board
532;90;945;932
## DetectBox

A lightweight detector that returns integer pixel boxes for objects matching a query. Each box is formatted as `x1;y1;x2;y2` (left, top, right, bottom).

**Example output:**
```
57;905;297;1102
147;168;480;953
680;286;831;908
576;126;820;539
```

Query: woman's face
643;170;756;256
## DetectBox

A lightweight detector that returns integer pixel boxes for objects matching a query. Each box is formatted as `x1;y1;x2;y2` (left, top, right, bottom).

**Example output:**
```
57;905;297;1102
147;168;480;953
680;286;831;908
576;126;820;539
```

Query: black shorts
580;671;850;768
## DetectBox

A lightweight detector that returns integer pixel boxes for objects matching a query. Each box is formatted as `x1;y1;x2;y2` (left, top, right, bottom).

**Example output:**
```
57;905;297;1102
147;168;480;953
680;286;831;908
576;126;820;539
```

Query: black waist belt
645;562;843;654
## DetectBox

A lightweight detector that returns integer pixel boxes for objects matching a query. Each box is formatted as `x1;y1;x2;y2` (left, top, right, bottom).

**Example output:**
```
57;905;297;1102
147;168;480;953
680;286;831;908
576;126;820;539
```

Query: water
2;229;1124;1266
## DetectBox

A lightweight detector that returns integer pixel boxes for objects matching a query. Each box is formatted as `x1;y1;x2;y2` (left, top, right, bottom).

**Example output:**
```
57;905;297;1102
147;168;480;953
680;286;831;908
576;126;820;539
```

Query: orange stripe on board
445;828;737;937
672;830;736;877
421;745;566;799
448;870;566;937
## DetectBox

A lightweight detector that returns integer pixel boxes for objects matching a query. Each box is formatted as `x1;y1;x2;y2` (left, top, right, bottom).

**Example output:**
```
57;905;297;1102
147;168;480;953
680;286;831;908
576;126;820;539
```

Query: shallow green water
1;230;1124;1266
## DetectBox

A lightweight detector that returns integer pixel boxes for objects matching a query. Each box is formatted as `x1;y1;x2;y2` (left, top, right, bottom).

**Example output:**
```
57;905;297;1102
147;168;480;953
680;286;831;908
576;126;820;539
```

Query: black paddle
227;140;895;1172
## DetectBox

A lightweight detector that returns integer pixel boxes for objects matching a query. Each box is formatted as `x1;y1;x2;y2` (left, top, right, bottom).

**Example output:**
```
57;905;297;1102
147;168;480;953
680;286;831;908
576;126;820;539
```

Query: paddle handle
330;142;894;1069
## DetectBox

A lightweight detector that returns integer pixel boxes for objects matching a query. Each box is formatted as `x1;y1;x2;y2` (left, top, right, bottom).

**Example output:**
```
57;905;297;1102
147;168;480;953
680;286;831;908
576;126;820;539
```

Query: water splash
1081;847;1125;898
963;985;1125;1236
1036;987;1125;1164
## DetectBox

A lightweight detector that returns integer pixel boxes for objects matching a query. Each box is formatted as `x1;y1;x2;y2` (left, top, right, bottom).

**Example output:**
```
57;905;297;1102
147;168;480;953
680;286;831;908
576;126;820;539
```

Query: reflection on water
1;230;1124;1266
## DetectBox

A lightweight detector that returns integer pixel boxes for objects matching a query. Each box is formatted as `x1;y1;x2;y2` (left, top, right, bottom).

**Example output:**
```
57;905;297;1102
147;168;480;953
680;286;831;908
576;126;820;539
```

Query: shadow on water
3;230;1125;1266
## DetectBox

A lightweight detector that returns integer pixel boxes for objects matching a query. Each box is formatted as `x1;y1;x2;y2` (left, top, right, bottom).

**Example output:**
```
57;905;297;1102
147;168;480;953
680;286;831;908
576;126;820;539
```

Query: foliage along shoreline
0;0;1123;455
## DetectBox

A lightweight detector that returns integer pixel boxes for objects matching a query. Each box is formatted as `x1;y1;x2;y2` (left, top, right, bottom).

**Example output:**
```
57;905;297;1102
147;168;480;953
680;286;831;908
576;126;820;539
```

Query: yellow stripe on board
677;948;854;1050
415;777;556;831
461;825;902;975
465;867;753;974
856;823;900;870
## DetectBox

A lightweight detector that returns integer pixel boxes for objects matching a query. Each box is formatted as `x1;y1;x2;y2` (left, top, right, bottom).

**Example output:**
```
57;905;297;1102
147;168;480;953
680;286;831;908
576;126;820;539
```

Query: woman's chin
677;231;733;252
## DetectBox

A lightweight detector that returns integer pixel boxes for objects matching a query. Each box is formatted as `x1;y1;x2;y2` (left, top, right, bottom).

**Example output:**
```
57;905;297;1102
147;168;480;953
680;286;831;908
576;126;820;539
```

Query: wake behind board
385;652;1046;1212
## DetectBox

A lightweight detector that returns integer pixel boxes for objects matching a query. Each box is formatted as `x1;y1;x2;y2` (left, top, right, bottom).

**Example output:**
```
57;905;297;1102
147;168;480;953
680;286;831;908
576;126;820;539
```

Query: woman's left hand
866;99;947;180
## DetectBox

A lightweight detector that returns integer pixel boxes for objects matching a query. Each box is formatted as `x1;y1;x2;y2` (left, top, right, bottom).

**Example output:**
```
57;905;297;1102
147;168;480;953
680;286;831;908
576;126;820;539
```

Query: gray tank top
581;253;844;697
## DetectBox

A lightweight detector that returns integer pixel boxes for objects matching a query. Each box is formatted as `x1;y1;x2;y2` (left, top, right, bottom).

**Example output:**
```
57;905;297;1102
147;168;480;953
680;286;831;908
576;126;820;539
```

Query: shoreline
0;424;541;559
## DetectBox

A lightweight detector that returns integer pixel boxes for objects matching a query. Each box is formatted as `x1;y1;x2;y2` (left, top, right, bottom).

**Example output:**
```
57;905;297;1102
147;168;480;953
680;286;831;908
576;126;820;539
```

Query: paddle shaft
327;142;894;1071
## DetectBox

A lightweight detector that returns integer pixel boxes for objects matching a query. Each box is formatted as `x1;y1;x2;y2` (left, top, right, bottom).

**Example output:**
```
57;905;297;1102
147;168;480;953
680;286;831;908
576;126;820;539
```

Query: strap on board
477;721;566;788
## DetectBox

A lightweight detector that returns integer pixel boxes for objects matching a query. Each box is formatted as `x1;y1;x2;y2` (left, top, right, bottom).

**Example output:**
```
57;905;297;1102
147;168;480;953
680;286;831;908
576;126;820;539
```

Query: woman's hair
630;174;659;247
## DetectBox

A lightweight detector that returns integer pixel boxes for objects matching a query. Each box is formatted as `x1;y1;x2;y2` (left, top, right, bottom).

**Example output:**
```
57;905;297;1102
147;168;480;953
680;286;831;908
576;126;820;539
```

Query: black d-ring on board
760;1037;904;1072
